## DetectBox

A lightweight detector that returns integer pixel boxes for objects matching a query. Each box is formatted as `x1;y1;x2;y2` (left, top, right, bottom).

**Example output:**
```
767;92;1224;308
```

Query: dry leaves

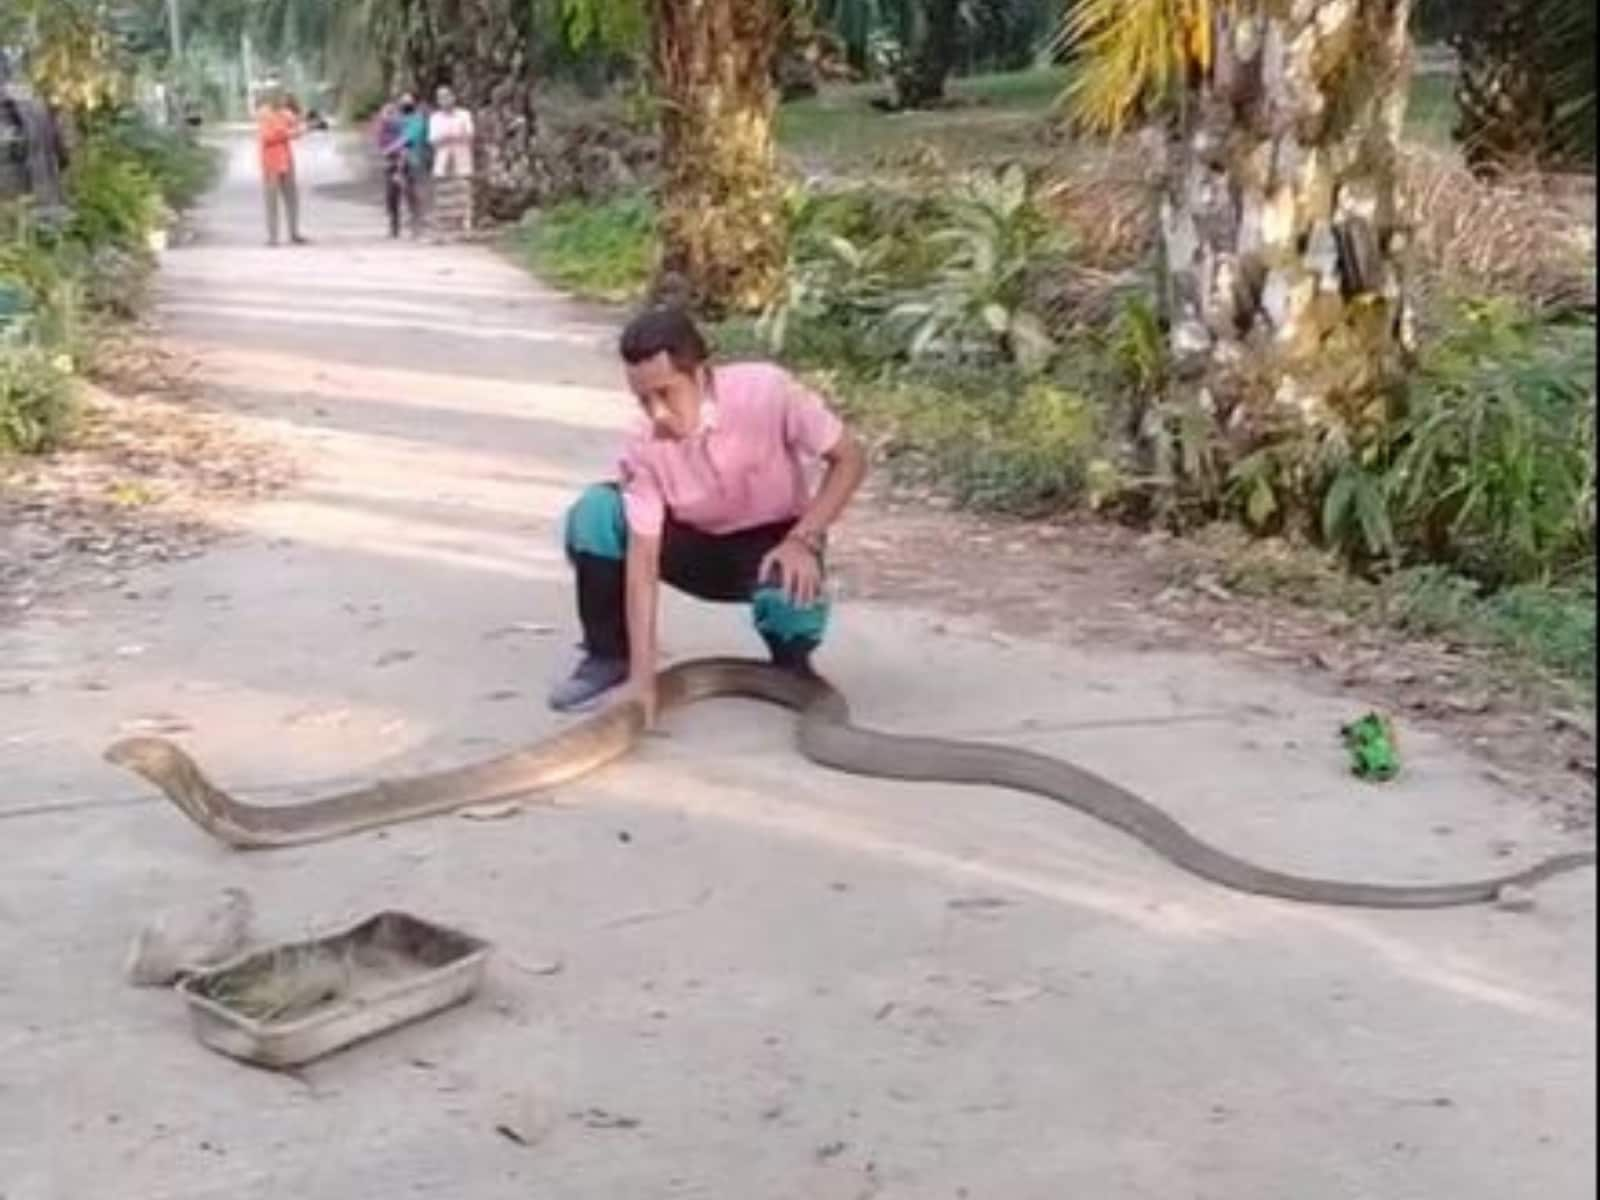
0;341;296;619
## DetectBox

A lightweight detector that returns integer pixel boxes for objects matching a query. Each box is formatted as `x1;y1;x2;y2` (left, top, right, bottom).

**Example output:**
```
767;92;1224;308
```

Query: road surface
0;132;1593;1200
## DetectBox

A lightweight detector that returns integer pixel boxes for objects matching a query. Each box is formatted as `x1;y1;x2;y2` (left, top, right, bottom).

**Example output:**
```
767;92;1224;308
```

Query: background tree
810;0;1051;109
647;0;786;313
1064;0;1418;519
1446;0;1596;177
891;0;962;108
6;0;129;113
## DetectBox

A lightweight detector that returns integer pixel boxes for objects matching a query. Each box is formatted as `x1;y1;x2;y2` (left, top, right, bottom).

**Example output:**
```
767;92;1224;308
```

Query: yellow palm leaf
1061;0;1231;135
1187;0;1213;75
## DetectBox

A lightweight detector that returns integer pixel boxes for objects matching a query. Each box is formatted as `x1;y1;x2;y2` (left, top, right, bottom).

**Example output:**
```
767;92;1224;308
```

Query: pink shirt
618;361;843;538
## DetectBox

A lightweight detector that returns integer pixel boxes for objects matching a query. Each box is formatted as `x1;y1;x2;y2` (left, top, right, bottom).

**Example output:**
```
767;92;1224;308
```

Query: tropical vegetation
5;0;1594;691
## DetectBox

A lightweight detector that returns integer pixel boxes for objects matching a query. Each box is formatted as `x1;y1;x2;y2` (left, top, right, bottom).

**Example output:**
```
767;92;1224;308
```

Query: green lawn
778;65;1462;174
777;67;1071;173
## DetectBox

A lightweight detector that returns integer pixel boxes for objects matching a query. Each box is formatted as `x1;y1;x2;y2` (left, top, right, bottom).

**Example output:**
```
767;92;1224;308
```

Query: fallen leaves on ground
0;339;296;620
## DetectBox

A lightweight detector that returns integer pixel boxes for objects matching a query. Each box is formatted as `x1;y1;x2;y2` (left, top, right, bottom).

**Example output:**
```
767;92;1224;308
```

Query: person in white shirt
427;86;475;235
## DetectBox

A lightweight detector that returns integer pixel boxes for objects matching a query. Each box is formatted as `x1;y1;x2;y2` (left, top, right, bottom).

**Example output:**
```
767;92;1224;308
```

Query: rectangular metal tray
177;910;491;1069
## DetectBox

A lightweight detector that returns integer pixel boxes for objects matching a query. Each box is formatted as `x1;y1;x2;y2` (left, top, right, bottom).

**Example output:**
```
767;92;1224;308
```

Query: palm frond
1057;0;1225;135
1541;0;1597;164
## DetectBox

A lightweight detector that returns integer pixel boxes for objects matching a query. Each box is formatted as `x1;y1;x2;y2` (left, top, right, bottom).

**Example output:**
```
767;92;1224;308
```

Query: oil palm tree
646;0;786;313
891;0;961;107
1449;0;1596;176
1063;0;1417;475
8;0;127;112
812;0;1045;104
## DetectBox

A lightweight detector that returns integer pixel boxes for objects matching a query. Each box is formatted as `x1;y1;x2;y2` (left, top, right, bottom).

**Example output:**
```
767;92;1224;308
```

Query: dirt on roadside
836;479;1596;834
0;335;296;622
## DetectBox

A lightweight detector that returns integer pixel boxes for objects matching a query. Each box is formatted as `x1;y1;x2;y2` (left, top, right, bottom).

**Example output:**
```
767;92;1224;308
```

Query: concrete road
0;133;1592;1200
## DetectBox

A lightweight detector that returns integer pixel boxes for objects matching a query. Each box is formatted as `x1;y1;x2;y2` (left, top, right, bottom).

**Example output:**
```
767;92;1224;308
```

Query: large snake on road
104;657;1595;908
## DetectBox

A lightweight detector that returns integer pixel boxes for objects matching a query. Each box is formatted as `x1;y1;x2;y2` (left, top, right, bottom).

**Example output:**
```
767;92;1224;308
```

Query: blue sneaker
548;655;628;712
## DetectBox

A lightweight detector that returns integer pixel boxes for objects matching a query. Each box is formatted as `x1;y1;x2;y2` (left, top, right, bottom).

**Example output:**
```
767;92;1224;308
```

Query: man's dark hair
619;305;708;373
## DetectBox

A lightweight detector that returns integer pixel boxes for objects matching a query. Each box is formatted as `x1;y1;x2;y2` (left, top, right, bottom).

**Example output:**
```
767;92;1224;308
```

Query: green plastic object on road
1341;712;1400;781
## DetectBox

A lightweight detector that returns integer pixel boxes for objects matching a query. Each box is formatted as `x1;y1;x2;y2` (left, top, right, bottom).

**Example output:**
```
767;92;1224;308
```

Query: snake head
104;736;200;784
104;736;239;837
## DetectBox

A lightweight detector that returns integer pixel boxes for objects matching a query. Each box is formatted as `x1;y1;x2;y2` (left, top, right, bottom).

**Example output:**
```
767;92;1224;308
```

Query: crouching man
549;306;868;724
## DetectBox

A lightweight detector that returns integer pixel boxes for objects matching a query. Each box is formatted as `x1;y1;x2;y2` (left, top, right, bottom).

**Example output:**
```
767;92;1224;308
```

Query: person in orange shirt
257;88;306;246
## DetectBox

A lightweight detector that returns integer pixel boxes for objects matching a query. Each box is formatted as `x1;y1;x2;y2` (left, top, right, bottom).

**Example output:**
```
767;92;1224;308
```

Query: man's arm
758;424;867;607
790;428;867;548
618;454;666;717
624;534;661;717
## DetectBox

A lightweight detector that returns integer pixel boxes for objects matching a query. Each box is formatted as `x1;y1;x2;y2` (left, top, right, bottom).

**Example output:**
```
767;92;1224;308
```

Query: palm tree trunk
648;0;786;315
1154;0;1417;477
893;0;960;109
1451;0;1594;175
1451;0;1549;177
456;0;543;220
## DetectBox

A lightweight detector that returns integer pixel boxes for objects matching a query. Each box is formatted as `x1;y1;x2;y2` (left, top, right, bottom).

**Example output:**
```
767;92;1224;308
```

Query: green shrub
828;366;1112;513
514;192;657;301
1205;298;1594;592
95;114;220;210
884;164;1064;371
785;185;950;284
1388;566;1595;691
0;112;213;459
0;206;87;352
757;225;903;369
80;243;153;319
0;337;76;454
761;171;1063;372
65;135;165;250
1388;299;1594;585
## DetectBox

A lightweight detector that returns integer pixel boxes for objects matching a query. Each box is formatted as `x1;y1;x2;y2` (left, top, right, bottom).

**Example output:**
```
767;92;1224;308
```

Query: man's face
625;352;702;441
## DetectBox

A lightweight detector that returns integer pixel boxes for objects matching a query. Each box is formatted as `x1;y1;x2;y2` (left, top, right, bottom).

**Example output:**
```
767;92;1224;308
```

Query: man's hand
629;672;658;730
759;536;822;607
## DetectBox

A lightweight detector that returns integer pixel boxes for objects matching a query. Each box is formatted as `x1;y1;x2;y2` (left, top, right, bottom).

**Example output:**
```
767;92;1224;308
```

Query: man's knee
751;586;829;646
565;483;627;560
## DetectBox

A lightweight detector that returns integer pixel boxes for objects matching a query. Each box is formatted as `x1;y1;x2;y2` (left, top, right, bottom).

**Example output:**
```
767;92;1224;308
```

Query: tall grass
510;192;658;301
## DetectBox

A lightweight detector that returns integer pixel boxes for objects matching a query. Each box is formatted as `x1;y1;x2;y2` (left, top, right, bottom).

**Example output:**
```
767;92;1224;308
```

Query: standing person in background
426;86;475;238
256;87;306;246
374;99;401;155
400;93;431;229
375;97;420;239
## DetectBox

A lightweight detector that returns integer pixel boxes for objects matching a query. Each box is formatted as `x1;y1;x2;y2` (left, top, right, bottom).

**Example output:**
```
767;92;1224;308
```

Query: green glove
1341;712;1400;782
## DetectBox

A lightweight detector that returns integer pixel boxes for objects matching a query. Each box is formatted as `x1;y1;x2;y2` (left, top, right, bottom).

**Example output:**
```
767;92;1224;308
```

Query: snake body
104;657;1595;908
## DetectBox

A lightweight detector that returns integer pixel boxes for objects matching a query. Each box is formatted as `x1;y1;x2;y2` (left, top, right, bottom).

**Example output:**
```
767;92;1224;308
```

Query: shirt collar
694;367;720;436
697;397;720;435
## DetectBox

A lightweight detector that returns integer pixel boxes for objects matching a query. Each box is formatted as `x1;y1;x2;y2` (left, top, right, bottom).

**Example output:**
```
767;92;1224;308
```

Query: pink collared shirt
618;361;843;538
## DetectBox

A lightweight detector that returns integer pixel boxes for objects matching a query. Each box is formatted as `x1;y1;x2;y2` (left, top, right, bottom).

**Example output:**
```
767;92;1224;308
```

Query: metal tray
177;910;491;1069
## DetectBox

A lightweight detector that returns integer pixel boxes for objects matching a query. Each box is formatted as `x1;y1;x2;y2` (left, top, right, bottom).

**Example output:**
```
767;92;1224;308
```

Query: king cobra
104;657;1595;908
